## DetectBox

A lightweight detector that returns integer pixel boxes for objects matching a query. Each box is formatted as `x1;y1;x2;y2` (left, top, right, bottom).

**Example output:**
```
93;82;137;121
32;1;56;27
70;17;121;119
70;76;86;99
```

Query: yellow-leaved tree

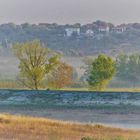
13;40;60;90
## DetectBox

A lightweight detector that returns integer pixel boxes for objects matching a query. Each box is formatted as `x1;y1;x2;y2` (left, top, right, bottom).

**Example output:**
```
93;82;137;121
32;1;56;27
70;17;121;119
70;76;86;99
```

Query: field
0;114;139;140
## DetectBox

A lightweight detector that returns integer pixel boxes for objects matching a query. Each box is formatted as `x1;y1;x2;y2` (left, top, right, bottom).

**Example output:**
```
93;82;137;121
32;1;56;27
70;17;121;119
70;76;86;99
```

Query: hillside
1;21;140;56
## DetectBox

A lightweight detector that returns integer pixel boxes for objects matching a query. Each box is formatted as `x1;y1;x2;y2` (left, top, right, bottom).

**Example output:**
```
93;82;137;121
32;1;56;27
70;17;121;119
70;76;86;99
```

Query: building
112;25;126;34
65;28;80;37
98;25;110;33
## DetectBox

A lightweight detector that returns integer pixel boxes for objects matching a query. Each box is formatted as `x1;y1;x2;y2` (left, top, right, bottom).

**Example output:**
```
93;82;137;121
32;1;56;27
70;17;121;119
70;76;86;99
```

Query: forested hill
1;21;140;56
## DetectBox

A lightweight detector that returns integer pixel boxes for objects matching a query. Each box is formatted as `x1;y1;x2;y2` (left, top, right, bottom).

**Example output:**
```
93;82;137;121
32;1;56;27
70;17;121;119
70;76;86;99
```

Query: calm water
0;89;140;129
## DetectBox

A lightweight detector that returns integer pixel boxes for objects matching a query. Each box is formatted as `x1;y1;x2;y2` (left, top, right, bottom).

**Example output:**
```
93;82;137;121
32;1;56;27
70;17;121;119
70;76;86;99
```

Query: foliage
47;62;74;89
13;40;60;90
1;22;140;56
115;54;128;80
81;137;94;140
87;54;116;90
81;137;124;140
116;54;140;87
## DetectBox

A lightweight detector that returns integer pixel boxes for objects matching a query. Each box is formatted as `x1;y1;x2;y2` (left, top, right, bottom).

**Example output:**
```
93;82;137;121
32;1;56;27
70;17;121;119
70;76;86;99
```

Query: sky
0;0;140;24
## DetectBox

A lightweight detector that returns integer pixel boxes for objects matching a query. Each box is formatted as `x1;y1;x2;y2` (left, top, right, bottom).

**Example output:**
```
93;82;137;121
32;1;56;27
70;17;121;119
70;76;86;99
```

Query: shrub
81;137;94;140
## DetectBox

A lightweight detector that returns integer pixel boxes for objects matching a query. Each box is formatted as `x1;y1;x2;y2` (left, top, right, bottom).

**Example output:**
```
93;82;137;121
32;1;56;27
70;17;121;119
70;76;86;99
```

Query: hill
1;21;140;56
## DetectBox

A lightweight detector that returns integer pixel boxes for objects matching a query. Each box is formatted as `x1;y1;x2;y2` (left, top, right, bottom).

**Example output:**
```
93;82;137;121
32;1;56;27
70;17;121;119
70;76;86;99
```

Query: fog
0;0;140;24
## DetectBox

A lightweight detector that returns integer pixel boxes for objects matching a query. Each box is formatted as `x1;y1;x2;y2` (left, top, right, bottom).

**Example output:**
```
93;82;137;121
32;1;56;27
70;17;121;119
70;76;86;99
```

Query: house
98;25;110;33
112;25;126;33
65;28;80;37
85;29;94;37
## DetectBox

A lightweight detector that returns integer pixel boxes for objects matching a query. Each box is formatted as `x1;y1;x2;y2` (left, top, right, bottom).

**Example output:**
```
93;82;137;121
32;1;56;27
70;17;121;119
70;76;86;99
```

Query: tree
87;54;116;90
116;54;140;87
116;54;128;80
47;62;74;89
13;40;60;90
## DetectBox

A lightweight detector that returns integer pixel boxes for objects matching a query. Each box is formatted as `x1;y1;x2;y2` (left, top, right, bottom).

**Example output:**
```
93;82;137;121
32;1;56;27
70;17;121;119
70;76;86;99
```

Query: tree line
12;40;140;90
13;40;76;90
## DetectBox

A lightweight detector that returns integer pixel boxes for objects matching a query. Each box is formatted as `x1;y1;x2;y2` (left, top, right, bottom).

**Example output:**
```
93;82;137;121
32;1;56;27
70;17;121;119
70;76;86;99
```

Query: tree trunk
35;82;38;90
34;77;38;90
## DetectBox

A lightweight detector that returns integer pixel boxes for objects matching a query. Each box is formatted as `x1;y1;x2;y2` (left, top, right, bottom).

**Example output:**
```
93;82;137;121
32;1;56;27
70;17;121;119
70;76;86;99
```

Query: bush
81;137;94;140
81;136;124;140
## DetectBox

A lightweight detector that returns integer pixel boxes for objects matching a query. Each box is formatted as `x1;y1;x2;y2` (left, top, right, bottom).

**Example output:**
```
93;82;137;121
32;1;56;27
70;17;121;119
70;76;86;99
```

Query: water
0;89;140;129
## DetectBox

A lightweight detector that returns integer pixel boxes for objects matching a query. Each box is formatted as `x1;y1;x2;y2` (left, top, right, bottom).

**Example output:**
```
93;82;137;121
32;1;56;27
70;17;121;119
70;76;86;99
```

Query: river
0;89;140;129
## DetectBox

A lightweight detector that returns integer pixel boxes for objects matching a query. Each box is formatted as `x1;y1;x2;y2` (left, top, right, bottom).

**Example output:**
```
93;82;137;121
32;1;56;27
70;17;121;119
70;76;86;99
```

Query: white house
65;28;80;37
112;26;126;34
98;25;110;33
85;29;94;37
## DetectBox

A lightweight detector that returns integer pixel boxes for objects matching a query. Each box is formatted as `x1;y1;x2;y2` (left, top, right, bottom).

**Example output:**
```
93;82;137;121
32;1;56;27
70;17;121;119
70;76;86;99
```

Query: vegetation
87;54;116;90
13;40;60;90
116;54;140;87
0;22;140;140
81;137;94;140
3;51;140;90
1;21;140;56
0;114;139;140
47;62;74;89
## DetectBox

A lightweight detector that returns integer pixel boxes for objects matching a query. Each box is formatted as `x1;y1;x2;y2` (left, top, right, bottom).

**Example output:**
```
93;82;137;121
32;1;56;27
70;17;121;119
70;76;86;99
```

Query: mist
0;0;140;24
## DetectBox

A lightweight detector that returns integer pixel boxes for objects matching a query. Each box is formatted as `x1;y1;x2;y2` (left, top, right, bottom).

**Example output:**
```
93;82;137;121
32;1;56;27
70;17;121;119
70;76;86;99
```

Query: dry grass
0;114;139;140
0;81;21;89
61;87;140;92
1;80;140;92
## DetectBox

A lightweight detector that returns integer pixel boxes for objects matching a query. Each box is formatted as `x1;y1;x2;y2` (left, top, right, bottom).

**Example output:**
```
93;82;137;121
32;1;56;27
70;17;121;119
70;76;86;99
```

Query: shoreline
1;88;140;93
0;108;140;130
0;113;140;131
0;114;139;140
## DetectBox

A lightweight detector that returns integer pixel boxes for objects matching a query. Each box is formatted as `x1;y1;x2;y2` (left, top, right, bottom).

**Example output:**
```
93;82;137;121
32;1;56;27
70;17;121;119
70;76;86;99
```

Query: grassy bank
60;87;140;92
1;81;140;93
0;114;139;140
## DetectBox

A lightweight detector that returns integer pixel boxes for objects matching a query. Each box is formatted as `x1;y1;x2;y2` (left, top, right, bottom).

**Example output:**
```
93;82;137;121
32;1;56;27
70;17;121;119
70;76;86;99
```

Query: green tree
116;54;128;80
13;40;60;90
87;54;116;90
116;54;140;87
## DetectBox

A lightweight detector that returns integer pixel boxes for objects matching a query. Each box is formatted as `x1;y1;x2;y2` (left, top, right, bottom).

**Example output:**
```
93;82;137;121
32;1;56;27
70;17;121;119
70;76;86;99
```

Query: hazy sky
0;0;140;24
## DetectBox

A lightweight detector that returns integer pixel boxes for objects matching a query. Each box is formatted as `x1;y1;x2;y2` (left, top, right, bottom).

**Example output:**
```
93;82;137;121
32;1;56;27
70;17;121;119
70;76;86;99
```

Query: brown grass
1;80;140;93
0;114;139;140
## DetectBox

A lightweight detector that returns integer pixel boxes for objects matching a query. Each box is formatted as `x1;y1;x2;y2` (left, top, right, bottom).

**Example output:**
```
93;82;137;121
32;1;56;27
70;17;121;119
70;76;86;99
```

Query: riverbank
0;114;139;140
0;89;139;130
60;87;140;93
1;108;140;129
1;86;140;93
